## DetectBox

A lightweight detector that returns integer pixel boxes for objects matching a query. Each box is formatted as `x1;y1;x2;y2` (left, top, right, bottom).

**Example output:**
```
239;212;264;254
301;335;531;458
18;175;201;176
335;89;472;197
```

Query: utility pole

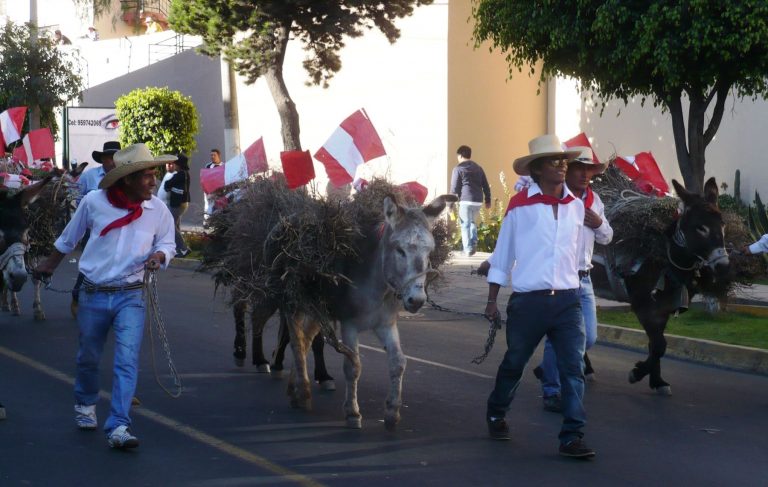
29;0;40;130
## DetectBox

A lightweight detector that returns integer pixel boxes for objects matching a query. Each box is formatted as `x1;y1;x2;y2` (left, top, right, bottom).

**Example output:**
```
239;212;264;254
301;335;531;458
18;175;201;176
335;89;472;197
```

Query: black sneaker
542;395;563;413
559;438;595;458
487;418;510;440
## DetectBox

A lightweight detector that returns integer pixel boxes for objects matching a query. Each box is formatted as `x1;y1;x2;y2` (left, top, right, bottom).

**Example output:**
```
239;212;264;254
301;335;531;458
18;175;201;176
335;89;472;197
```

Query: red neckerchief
505;187;575;215
100;186;143;236
584;186;594;209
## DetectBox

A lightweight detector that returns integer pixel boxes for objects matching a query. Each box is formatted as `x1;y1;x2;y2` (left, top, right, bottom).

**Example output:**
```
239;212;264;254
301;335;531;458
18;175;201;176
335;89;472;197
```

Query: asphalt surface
2;261;768;486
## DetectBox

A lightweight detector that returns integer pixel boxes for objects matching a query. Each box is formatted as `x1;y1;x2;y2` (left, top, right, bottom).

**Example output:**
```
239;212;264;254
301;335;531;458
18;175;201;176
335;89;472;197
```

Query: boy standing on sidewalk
483;135;595;458
451;145;491;256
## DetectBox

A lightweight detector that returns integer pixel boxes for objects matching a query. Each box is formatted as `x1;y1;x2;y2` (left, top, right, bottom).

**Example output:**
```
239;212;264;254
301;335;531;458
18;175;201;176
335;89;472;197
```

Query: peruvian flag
22;128;56;164
0;173;31;189
199;137;268;194
280;150;315;189
314;109;386;187
615;152;670;196
562;132;601;165
0;106;27;147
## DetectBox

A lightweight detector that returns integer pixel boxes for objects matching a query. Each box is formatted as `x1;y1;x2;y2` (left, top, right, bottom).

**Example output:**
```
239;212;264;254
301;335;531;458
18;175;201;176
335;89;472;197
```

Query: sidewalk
426;252;768;376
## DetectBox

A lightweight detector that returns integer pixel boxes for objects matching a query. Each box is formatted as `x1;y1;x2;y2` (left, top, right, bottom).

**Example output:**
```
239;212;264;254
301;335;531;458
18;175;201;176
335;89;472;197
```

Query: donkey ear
383;196;403;228
703;177;719;205
671;179;695;206
18;177;52;209
422;194;458;225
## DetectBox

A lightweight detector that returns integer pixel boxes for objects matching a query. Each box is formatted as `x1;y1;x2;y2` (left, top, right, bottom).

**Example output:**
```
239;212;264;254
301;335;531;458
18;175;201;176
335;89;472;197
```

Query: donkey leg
647;331;671;395
311;333;335;391
233;301;247;367
341;324;363;429
250;300;276;373
286;312;313;410
32;279;45;321
375;324;406;432
0;286;9;312
270;315;290;379
10;291;20;316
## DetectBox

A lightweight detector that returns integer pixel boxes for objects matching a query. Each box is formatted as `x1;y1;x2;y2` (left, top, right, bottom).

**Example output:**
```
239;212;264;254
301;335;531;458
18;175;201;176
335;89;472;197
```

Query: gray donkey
259;193;456;431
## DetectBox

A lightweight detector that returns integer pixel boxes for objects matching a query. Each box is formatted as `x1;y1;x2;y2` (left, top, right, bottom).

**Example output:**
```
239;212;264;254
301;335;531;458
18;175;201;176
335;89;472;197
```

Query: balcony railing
120;0;171;28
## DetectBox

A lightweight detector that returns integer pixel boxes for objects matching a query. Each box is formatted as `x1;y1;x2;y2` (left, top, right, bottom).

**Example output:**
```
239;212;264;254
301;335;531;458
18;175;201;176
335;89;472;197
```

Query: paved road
1;261;768;486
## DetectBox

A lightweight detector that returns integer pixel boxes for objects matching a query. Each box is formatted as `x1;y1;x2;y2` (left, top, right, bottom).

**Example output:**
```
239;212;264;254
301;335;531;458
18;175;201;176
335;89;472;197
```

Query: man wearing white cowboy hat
35;143;176;450
532;146;613;413
483;134;596;458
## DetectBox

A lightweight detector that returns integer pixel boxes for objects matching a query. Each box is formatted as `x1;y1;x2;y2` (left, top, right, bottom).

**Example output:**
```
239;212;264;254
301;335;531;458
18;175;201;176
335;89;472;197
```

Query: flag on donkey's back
23;128;56;165
314;109;386;187
0;106;26;147
199;137;268;194
615;152;670;197
280;150;315;189
562;132;601;165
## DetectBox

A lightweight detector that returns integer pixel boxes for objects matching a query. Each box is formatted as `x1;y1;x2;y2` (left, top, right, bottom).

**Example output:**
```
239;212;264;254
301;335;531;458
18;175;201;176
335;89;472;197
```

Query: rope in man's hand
144;269;183;398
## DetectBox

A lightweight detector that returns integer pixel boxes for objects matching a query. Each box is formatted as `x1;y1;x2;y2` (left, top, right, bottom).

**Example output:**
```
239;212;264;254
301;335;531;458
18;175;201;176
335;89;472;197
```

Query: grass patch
597;307;768;350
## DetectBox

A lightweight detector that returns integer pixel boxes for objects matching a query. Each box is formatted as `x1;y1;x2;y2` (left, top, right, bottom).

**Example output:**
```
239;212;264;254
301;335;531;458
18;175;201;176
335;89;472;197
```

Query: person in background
86;26;99;41
164;154;191;257
54;29;72;45
451;145;491;256
157;160;176;207
203;149;223;220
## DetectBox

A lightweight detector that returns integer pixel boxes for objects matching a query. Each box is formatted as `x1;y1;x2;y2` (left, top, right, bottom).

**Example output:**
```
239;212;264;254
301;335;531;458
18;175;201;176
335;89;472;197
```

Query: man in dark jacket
164;154;191;257
450;145;491;256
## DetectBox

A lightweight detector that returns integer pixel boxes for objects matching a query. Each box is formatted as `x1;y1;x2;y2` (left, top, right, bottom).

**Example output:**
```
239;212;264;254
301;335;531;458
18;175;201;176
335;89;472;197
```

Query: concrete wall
447;1;547;203
81;49;226;225
233;2;449;199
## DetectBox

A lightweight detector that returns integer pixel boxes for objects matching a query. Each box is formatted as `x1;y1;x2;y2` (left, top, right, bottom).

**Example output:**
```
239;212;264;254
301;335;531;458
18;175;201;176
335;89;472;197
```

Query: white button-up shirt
54;190;176;285
749;234;768;255
579;189;613;271
487;183;584;292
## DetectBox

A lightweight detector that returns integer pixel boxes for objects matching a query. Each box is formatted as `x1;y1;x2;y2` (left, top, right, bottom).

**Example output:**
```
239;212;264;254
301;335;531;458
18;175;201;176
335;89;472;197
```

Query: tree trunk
265;23;302;151
686;95;707;194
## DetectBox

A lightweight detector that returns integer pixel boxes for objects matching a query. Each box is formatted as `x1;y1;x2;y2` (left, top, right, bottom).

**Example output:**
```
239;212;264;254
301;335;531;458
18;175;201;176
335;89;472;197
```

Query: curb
597;324;768;375
169;258;202;271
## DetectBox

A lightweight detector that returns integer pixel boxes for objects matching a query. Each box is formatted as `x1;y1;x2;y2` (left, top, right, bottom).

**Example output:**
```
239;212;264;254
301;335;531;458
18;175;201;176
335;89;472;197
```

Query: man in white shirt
533;147;613;412
203;148;222;219
484;135;595;459
742;234;768;255
35;144;176;450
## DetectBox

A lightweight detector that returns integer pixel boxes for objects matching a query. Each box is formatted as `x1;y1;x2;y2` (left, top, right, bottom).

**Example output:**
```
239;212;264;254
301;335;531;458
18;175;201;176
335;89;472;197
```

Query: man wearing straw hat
532;147;613;412
483;134;595;458
35;143;176;450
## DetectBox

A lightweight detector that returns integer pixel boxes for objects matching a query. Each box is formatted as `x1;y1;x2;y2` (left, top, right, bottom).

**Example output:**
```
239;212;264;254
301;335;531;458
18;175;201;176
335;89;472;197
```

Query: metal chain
144;270;183;398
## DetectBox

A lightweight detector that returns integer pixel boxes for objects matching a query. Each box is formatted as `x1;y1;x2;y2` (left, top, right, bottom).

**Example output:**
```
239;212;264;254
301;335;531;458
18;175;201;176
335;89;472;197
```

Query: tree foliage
168;0;432;150
0;21;83;136
472;0;768;193
115;87;200;155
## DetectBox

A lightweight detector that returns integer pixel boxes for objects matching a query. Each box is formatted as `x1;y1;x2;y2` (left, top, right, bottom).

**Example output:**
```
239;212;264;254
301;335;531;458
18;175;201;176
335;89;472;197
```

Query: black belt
82;278;144;294
578;270;590;279
515;288;578;297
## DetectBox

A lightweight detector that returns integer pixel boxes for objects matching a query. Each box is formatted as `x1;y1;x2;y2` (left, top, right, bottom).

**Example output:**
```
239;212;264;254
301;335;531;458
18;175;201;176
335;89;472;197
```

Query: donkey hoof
34;311;46;321
256;363;271;374
654;385;672;396
234;357;245;367
290;397;312;410
628;370;640;384
11;308;20;316
318;379;336;391
384;415;399;432
271;369;284;380
346;416;362;429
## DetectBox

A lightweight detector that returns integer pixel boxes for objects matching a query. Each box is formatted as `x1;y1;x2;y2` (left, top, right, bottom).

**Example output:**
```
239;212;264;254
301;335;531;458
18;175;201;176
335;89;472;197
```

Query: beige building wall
92;0;141;40
447;1;547;204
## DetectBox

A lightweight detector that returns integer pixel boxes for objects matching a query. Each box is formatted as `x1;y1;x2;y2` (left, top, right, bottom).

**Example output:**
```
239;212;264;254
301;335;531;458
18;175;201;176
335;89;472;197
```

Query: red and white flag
615;152;670;197
22;128;56;164
314;109;386;187
0;173;31;190
562;132;601;165
199;137;268;194
280;150;315;189
0;106;27;147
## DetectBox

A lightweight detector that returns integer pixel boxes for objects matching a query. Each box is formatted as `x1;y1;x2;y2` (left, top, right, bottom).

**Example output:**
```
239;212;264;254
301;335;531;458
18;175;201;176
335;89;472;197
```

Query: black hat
92;141;121;164
175;153;190;170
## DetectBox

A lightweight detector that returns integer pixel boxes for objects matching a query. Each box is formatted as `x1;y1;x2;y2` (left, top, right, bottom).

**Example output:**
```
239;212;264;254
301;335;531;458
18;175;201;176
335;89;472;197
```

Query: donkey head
671;178;729;275
382;194;457;313
0;179;51;292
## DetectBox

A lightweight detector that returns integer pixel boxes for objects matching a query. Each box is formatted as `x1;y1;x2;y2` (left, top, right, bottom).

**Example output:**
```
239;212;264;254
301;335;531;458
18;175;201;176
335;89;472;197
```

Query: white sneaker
74;404;97;430
107;425;139;449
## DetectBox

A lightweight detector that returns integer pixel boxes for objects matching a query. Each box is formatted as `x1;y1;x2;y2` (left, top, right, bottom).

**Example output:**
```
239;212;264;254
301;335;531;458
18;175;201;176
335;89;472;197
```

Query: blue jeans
539;275;597;397
74;288;146;434
487;289;586;444
458;202;481;253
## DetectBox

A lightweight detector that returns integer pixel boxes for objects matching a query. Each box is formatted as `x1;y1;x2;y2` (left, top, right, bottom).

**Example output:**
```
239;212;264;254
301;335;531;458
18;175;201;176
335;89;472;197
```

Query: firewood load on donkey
203;177;455;430
590;165;763;395
0;165;85;320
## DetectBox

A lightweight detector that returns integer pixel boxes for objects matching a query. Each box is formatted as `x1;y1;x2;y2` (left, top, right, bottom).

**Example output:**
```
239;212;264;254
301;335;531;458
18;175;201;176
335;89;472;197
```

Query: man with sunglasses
483;135;595;459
